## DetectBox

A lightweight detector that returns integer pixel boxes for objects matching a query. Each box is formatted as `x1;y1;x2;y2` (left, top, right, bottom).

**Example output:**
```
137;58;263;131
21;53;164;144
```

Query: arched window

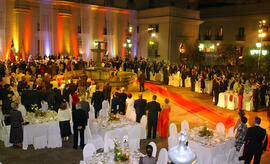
216;26;223;40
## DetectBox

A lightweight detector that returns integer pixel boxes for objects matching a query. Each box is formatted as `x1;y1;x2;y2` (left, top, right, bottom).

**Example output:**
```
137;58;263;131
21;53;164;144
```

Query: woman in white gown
126;93;135;119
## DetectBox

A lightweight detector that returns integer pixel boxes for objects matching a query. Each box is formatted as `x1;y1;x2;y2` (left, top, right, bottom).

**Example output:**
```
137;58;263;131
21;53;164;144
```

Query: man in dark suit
91;86;104;118
80;96;90;120
111;92;121;114
253;84;260;112
17;76;27;95
134;93;147;123
21;85;32;112
244;117;267;164
119;88;127;115
138;71;146;92
145;95;161;139
103;82;112;103
72;102;87;149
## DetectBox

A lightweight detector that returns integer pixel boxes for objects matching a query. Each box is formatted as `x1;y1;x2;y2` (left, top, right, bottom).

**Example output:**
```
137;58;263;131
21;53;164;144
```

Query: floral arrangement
113;139;129;162
108;112;120;122
199;126;213;137
32;104;46;117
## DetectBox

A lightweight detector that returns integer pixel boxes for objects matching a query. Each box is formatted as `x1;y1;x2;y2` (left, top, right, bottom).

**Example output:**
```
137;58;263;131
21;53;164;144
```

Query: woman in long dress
157;98;171;138
125;93;135;119
9;102;24;148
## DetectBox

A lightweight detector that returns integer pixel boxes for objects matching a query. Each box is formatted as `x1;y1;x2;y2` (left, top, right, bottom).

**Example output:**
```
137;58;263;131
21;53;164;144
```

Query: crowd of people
0;56;269;164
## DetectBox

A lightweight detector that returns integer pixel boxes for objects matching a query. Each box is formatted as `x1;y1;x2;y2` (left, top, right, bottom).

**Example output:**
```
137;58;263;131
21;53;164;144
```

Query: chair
217;93;226;108
89;105;95;120
228;126;235;137
140;115;147;139
86;126;104;149
0;121;12;147
157;148;168;164
83;143;96;161
227;95;236;110
47;122;62;148
104;137;114;152
99;101;110;117
18;104;26;116
149;142;157;158
181;120;189;132
129;111;136;122
213;147;236;164
169;123;178;137
216;122;225;134
168;123;178;150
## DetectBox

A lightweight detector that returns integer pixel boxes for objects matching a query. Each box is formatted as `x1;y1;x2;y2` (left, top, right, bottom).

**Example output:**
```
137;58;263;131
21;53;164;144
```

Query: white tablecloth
189;138;235;164
23;121;62;150
85;151;144;164
97;122;141;141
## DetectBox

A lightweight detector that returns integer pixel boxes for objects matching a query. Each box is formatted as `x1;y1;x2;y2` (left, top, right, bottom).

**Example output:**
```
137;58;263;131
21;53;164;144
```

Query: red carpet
144;81;235;128
144;81;270;150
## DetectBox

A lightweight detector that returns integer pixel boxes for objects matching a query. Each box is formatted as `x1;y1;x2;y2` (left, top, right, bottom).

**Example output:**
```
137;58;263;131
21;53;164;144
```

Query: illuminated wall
0;0;136;60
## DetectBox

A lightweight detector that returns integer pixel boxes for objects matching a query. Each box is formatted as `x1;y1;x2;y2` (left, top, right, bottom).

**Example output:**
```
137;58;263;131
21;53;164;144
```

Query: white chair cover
228;126;235;137
40;101;48;111
216;122;225;134
217;93;226;108
104;137;114;152
140;115;147;139
213;147;236;164
168;136;178;150
47;122;62;148
129;111;136;122
99;101;110;117
169;123;178;137
227;95;237;110
86;126;104;149
157;148;168;164
89;105;95;120
149;142;157;158
0;121;12;147
18;104;26;116
83;143;96;161
181;120;189;132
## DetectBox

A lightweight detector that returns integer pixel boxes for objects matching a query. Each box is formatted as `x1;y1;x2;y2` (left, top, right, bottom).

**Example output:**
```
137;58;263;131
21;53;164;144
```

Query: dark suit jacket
245;125;267;152
134;98;147;116
145;101;161;121
91;91;104;111
103;85;112;101
81;100;90;119
111;96;120;114
72;109;87;128
119;93;127;114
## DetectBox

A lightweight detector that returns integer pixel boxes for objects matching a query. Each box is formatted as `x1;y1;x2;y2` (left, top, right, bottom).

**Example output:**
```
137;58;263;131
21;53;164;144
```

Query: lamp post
257;20;267;71
124;38;132;59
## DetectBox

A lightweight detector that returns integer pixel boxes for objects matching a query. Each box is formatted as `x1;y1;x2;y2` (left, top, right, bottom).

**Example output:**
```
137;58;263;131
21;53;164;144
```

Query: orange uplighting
98;11;105;59
24;14;31;54
57;15;63;54
71;17;78;59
